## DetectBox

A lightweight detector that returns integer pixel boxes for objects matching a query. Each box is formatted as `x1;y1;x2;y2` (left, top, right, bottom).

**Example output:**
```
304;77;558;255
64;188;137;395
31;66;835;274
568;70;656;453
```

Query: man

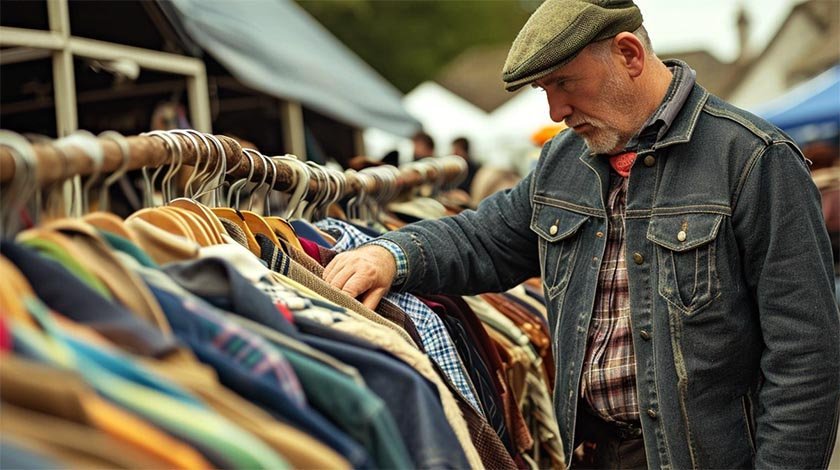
451;137;480;193
323;0;840;468
412;131;436;160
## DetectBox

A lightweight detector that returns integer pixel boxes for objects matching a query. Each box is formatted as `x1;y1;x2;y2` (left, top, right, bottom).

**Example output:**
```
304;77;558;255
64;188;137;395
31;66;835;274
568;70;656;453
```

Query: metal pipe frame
0;0;212;134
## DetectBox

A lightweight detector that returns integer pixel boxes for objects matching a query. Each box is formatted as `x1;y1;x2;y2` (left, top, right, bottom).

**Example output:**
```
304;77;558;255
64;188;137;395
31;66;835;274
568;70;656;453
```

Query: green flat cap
502;0;643;91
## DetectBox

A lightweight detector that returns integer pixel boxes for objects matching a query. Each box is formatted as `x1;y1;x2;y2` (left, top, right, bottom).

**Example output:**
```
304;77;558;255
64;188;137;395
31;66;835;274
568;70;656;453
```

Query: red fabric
274;301;295;324
608;151;637;177
0;316;11;351
298;237;322;263
419;298;445;312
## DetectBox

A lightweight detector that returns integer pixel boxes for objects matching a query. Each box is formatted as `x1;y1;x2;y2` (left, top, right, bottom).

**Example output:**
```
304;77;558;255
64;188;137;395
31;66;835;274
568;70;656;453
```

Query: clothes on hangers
0;132;559;470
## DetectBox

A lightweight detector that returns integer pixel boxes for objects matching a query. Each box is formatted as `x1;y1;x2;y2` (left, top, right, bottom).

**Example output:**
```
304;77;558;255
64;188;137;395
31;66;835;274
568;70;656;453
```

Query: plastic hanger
83;131;138;242
0;130;38;237
264;156;305;251
169;131;227;243
238;151;284;251
126;132;194;241
211;149;261;253
165;130;225;245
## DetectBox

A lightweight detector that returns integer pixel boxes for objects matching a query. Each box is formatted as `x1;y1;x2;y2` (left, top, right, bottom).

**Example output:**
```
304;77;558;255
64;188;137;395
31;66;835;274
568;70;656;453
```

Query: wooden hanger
127;208;194;242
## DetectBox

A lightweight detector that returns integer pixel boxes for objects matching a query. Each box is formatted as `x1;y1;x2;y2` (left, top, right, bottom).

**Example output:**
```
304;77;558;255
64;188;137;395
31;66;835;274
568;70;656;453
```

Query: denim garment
379;60;840;469
297;317;470;470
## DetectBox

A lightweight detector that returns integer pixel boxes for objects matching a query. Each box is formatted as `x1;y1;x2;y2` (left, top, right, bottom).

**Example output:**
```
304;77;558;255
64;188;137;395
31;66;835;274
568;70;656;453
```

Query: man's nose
546;91;572;123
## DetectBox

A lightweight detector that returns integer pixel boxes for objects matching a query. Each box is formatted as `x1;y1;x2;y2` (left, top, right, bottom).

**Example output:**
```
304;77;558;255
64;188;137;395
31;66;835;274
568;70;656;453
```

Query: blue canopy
756;65;840;143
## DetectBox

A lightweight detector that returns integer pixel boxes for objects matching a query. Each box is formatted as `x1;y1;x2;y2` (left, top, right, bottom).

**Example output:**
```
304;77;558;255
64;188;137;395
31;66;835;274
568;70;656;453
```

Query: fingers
321;246;396;310
360;286;388;311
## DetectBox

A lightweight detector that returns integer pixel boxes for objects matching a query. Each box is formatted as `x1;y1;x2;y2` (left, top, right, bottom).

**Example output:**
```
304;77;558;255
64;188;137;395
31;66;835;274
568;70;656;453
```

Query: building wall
728;13;821;109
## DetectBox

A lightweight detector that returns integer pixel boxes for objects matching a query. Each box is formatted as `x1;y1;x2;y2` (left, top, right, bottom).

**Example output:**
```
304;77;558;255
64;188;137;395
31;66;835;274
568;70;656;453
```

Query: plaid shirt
315;218;485;415
579;175;640;423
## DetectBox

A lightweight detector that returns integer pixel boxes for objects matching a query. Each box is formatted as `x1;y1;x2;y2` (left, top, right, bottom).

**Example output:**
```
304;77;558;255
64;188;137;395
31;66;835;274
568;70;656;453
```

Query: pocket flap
530;203;589;242
647;213;724;251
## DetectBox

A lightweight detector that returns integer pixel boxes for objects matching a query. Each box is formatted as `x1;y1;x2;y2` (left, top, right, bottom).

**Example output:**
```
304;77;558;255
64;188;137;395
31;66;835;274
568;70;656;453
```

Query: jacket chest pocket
531;203;589;300
647;213;724;314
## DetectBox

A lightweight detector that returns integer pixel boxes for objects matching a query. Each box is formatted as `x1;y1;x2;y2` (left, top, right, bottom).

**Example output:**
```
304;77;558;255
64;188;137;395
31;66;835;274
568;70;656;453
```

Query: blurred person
468;165;519;206
450;137;481;193
323;1;840;469
412;131;435;160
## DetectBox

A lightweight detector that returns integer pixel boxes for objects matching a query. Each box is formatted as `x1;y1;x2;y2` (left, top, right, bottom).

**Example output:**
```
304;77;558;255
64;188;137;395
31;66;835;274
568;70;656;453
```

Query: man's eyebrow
533;73;574;88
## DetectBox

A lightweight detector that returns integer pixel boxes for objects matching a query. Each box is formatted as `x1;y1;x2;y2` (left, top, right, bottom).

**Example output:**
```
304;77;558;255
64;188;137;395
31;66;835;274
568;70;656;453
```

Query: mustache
565;116;602;128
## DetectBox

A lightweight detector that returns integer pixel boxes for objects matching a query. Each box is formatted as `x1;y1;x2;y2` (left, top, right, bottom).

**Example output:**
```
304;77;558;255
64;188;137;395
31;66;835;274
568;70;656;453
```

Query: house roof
658;49;745;98
733;0;838;85
434;45;518;113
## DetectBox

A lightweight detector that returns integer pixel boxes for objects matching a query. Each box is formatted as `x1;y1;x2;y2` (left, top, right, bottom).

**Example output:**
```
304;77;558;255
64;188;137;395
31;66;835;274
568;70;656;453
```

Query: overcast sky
635;0;798;62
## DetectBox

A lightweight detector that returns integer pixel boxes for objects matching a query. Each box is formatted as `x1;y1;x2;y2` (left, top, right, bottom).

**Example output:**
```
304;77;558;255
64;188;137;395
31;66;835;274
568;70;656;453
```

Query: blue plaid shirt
315;218;484;415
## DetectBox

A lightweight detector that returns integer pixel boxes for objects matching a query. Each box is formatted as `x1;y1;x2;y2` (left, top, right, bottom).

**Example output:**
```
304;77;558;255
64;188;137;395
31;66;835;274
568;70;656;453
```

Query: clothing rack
0;130;468;202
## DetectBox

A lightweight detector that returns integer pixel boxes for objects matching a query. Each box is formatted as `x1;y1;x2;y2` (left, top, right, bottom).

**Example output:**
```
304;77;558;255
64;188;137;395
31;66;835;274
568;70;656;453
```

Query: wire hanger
0;130;38;237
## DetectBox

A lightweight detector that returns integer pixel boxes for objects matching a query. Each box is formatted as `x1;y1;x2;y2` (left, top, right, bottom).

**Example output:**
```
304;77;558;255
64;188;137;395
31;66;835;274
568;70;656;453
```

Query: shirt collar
625;59;697;150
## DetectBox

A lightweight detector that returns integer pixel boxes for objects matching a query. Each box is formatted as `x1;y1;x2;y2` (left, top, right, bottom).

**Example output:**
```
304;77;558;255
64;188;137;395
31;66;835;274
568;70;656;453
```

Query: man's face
533;44;638;154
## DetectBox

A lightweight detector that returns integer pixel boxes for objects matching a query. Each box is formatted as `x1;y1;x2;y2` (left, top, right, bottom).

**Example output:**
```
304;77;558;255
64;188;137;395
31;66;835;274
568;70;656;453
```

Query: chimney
736;6;750;64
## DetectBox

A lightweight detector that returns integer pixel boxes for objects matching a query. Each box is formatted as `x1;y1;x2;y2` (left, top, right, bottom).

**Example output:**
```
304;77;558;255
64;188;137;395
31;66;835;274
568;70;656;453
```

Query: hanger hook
263;154;278;216
0;130;38;236
242;149;267;211
97;131;130;212
230;149;255;209
169;130;204;198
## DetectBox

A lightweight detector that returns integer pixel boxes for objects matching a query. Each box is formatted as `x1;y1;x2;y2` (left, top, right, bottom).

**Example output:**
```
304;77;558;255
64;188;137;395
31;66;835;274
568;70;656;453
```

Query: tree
296;0;537;93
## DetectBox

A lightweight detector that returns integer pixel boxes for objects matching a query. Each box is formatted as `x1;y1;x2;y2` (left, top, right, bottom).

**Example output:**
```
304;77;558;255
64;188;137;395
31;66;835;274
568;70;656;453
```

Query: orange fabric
84;395;212;470
531;123;568;146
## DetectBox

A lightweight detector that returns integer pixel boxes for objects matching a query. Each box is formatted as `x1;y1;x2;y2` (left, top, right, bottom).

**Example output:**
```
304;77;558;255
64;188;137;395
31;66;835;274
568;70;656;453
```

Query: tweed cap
502;0;643;91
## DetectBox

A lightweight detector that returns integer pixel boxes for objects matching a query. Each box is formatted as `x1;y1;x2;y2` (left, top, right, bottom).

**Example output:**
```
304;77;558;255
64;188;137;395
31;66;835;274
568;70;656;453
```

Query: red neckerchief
608;151;637;178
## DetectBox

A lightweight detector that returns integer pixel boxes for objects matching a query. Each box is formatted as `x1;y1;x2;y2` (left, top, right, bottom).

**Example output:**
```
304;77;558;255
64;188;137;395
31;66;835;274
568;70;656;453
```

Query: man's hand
323;244;397;310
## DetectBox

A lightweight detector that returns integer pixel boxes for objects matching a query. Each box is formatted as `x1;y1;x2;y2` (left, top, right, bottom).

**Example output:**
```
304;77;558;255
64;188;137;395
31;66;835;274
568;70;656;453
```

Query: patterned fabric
366;239;408;286
145;276;308;410
580;175;639;423
220;218;249;248
315;218;484;415
262;233;428;351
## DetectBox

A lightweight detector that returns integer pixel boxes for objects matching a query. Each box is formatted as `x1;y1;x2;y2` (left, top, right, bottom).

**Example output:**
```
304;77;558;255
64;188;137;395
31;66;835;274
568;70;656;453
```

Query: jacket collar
651;79;709;152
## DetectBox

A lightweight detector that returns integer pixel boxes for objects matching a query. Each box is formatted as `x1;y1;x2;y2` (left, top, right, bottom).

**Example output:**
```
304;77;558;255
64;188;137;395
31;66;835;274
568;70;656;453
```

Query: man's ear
612;32;645;78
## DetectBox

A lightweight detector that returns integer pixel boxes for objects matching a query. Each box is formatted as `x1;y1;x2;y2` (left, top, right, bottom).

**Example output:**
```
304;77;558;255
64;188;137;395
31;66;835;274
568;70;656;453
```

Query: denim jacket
381;82;840;469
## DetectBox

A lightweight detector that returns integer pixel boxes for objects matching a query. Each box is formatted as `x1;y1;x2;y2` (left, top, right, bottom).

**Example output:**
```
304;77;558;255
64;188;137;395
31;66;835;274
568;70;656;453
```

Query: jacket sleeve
732;141;840;469
379;169;540;296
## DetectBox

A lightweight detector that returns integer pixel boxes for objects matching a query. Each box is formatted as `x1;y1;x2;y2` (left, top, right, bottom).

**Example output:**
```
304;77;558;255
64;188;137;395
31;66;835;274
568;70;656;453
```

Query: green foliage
295;0;537;93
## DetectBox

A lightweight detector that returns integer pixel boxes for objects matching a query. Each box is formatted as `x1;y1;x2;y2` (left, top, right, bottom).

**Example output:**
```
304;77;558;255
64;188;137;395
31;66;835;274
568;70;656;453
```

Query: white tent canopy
365;82;558;171
365;81;490;164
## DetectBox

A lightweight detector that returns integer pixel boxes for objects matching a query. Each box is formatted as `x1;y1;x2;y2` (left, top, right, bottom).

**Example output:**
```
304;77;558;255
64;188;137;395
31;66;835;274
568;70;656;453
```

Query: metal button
549;224;558;236
647;408;658;419
632;252;644;265
643;155;656;167
640;330;651;341
595;231;605;238
677;230;687;242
